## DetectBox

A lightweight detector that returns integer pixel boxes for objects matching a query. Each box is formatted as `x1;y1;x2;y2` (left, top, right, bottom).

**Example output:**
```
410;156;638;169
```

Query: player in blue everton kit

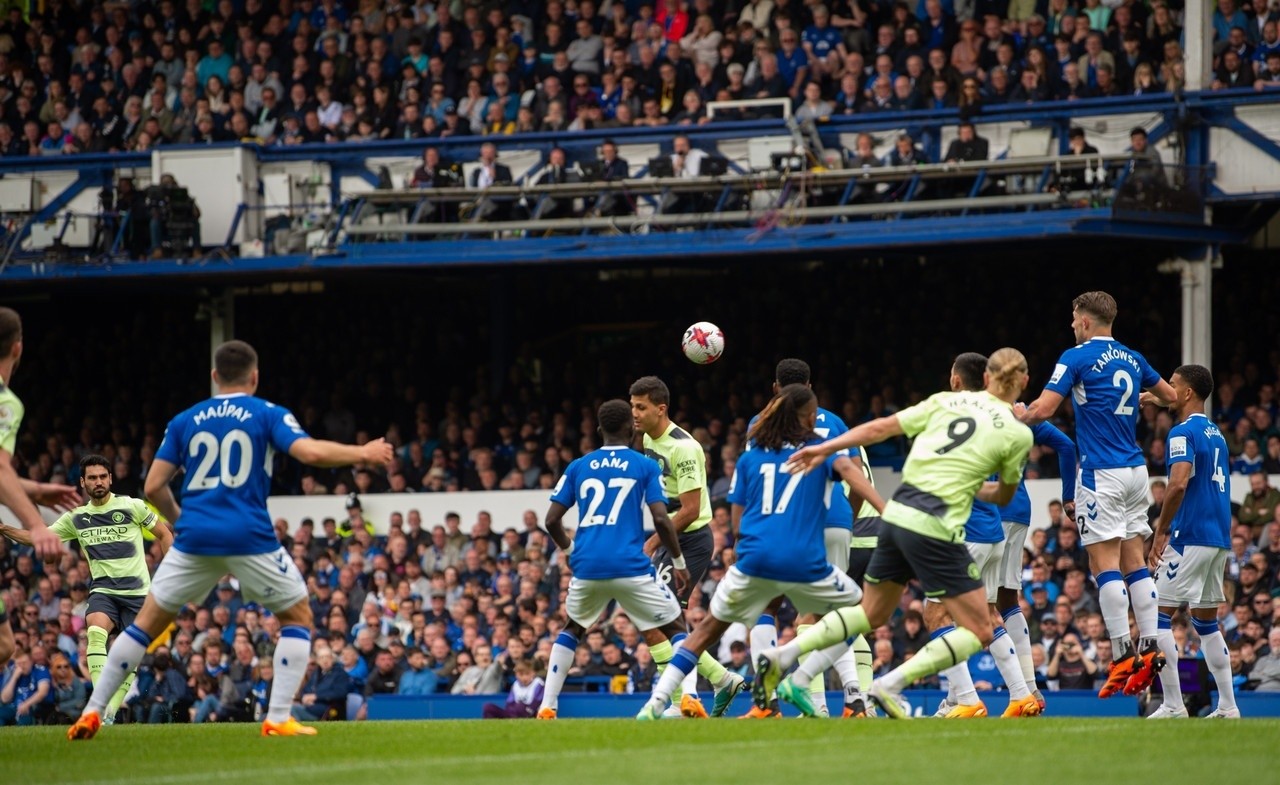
1144;365;1240;719
538;400;744;718
69;341;393;740
927;354;1041;720
744;359;884;719
1020;291;1176;698
996;419;1075;713
636;384;866;720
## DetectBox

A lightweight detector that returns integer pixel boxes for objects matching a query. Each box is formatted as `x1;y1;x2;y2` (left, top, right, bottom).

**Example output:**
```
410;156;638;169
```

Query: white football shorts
565;573;682;631
1076;466;1153;546
709;565;861;625
150;546;308;615
999;522;1030;591
1155;544;1228;609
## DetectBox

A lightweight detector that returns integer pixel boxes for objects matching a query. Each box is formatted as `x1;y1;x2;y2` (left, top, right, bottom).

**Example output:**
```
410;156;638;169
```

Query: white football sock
1002;606;1037;687
268;626;312;724
834;648;860;701
942;662;978;705
1156;625;1183;710
990;626;1031;699
1200;629;1237;711
541;631;578;712
1126;569;1158;648
85;625;150;716
1097;571;1133;655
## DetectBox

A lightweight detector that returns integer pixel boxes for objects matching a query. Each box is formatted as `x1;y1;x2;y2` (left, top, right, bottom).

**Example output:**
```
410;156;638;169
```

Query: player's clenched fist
361;438;394;466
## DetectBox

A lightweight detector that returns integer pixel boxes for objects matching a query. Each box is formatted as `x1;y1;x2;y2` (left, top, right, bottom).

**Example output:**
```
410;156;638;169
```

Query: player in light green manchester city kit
0;307;82;669
630;375;745;719
2;453;172;723
755;348;1034;717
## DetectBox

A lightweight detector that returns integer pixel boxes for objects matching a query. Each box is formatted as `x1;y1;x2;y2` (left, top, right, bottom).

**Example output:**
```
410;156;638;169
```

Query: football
681;321;725;364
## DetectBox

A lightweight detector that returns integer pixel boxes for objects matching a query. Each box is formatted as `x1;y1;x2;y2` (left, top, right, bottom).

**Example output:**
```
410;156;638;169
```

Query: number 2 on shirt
579;478;637;526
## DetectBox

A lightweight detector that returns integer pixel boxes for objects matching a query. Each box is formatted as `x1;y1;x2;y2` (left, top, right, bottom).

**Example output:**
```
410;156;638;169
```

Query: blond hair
987;348;1028;399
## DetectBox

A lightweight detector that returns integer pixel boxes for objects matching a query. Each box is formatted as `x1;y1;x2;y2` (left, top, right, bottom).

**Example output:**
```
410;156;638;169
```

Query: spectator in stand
1240;474;1280;538
481;660;542;718
1235;438;1266;475
293;648;351;722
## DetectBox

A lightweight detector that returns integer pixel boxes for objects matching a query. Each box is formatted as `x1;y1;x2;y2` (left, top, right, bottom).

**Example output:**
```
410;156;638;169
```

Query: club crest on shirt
644;449;671;477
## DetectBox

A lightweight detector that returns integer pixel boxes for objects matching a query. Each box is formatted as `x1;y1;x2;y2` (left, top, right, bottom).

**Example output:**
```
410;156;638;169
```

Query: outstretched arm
787;414;904;473
0;448;60;561
289;437;393;469
1018;390;1065;426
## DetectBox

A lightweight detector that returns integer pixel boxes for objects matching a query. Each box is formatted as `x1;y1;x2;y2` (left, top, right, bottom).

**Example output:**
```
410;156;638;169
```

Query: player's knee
971;619;996;647
278;599;313;630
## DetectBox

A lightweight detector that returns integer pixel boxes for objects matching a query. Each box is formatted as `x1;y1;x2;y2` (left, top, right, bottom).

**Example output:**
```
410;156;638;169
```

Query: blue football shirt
965;494;1005;544
1044;337;1161;470
727;438;839;583
155;393;308;556
1166;413;1232;550
1000;421;1078;525
549;446;666;580
748;407;853;530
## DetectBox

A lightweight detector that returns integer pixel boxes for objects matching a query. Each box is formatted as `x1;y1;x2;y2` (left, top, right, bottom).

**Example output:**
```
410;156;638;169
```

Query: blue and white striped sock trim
1097;570;1124;587
671;647;699;675
1191;617;1219;637
1157;612;1173;631
1124;568;1152;586
123;624;152;647
280;625;311;641
930;625;955;641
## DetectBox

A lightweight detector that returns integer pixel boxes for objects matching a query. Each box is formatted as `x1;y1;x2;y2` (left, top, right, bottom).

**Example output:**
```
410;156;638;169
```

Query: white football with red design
681;321;725;365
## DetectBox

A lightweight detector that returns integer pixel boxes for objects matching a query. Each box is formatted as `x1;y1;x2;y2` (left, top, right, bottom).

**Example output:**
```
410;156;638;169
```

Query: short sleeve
725;459;746;506
549;461;576;508
671;441;706;495
0;397;24;455
134;498;159;531
48;512;77;542
268;405;309;453
894;395;939;438
643;461;667;507
1044;349;1078;396
1167;427;1193;466
155;417;183;465
823;452;842;481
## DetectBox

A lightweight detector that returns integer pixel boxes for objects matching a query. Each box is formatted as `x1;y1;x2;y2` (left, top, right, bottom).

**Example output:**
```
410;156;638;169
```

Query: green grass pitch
2;719;1276;785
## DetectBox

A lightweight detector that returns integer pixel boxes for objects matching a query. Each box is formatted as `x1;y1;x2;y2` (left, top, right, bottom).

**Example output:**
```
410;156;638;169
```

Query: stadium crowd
1;0;1278;158
3;260;1280;723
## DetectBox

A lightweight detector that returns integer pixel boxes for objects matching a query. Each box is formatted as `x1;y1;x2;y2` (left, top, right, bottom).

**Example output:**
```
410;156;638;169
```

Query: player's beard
89;486;109;500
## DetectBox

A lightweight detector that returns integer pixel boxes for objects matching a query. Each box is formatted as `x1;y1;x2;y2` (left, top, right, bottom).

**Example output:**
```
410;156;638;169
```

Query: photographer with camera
1046;631;1098;691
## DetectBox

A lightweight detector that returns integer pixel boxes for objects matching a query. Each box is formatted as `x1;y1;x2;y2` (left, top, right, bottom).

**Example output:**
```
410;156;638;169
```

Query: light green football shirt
49;494;159;596
0;375;23;456
642;422;711;533
882;391;1032;543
